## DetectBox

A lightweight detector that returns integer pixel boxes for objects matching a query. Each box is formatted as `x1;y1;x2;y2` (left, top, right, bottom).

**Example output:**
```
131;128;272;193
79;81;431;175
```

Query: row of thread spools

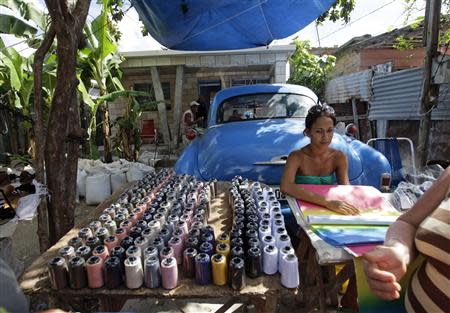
48;169;222;290
228;176;299;289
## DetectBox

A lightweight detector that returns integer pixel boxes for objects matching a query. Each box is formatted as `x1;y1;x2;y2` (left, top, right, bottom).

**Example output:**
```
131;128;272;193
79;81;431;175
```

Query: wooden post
418;0;441;167
173;65;184;148
351;98;360;140
150;66;171;148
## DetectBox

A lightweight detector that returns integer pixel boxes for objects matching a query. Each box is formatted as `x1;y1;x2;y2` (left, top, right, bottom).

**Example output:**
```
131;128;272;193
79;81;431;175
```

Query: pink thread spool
92;245;109;263
127;213;139;226
114;227;127;243
86;256;104;288
104;236;119;252
168;236;184;265
132;207;144;220
180;214;192;230
160;247;174;260
161;257;178;290
120;220;133;234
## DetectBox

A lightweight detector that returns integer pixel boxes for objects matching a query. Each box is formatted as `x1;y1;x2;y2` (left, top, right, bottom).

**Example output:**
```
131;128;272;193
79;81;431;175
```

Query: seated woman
362;167;449;312
280;103;359;215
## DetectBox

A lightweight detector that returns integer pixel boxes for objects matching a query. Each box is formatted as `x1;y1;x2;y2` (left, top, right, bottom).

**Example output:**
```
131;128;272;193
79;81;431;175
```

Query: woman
362;167;449;312
280;103;359;215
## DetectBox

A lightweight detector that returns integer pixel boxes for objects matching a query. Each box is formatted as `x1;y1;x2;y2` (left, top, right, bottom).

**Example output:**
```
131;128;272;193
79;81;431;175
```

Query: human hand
325;200;360;215
362;244;409;300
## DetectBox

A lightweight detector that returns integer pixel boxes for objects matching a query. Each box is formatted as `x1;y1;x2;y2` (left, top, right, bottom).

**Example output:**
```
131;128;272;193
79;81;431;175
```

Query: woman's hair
305;104;336;129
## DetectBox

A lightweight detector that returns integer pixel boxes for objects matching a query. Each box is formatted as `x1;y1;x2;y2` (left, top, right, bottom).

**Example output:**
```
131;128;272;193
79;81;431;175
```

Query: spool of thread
216;243;230;262
148;220;161;234
78;227;93;243
68;256;87;289
172;228;186;244
120;236;134;251
134;236;150;253
126;245;142;261
271;207;281;219
143;245;158;260
104;236;119;252
201;232;215;247
153;213;166;227
75;245;91;260
180;213;192;229
216;232;230;245
160;246;174;260
104;220;117;235
259;219;271;229
141;228;157;243
48;257;68;290
231;246;245;259
59;246;76;263
86;255;104;288
199;242;214;257
99;213;112;224
67;236;83;250
159;227;172;245
246;214;259;224
190;221;203;231
262;235;276;249
133;207;144;220
161;257;178;290
280;254;299;288
86;236;100;250
230;228;243;240
202;225;215;239
211;254;227;286
246;247;263;278
279;246;294;269
168;236;184;265
275;227;288;246
262;245;278;275
128;213;139;226
185;236;199;250
124;256;143;289
92;245;109;262
109;246;126;269
276;234;292;250
114;227;127;243
115;213;126;225
152;237;165;253
89;221;102;233
182;248;197;278
229;257;246;290
128;226;143;240
258;225;271;241
272;218;285;234
247;237;260;250
104;256;123;289
231;237;244;249
120;220;133;234
167;214;179;233
103;207;116;220
144;256;161;288
194;253;212;285
245;229;258;245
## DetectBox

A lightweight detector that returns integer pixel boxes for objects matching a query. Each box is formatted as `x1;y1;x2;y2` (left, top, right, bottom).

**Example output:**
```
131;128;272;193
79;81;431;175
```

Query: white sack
110;171;127;192
76;170;88;198
85;174;111;205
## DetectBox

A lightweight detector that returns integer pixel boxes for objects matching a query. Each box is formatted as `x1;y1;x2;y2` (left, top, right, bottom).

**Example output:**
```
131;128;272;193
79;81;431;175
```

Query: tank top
295;174;334;185
404;188;450;313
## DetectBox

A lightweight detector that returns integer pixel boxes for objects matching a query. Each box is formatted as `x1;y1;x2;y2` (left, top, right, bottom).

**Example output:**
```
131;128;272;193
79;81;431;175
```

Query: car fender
348;138;391;188
174;140;204;180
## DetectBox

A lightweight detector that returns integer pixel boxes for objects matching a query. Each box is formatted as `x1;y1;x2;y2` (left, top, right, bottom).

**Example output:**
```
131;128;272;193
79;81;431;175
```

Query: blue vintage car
175;84;391;190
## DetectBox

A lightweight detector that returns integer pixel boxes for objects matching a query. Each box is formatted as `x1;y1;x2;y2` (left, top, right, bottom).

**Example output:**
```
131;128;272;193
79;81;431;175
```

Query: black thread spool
110;246;126;265
201;232;215;247
95;227;109;243
142;212;153;223
246;221;259;231
67;236;83;250
229;257;246;291
75;245;92;260
120;236;134;251
246;247;263;279
231;246;245;259
233;214;245;225
68;256;87;289
186;236;199;250
128;226;143;240
245;229;258;248
199;241;214;257
104;256;123;289
231;237;244;250
86;236;100;250
48;257;68;290
188;228;201;240
247;237;260;249
182;247;197;278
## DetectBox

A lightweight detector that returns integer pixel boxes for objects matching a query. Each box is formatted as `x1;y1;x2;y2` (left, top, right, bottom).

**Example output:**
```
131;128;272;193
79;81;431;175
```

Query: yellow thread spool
211;254;227;286
216;232;230;245
216;243;230;262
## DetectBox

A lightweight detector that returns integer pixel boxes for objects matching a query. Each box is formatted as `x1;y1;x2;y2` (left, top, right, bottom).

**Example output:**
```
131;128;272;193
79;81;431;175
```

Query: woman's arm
280;152;359;215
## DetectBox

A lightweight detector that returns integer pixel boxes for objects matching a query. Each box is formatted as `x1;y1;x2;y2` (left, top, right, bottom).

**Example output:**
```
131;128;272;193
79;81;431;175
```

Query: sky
2;0;426;55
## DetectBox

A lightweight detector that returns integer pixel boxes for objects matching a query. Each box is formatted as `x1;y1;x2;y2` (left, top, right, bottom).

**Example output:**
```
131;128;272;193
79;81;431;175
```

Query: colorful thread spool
86;255;104;288
104;236;119;252
88;221;102;233
114;227;127;243
216;232;230;245
48;257;68;290
126;245;142;262
276;234;292;250
78;227;93;244
67;236;83;250
216;243;230;262
144;256;161;288
120;220;133;234
92;245;109;263
161;257;178;290
160;246;174;260
262;245;278;275
211;254;227;286
58;246;75;263
182;248;197;278
124;256;143;289
104;220;117;235
120;236;134;251
199;242;214;257
75;245;91;261
280;254;299;288
262;235;276;249
104;256;123;289
229;257;246;291
194;253;212;285
68;256;87;289
143;245;159;260
110;246;126;265
85;236;100;250
168;236;184;265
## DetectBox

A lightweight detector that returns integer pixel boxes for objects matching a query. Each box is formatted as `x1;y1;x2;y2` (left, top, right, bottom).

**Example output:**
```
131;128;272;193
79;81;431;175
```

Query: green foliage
288;40;336;99
393;35;415;50
317;0;355;24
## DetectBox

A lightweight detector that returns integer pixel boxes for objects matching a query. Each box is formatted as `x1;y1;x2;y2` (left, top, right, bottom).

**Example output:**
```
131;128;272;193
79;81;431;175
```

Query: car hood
197;119;363;184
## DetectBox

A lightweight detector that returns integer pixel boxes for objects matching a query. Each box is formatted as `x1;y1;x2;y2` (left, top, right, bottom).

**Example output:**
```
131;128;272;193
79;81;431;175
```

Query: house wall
359;48;425;71
330;51;361;77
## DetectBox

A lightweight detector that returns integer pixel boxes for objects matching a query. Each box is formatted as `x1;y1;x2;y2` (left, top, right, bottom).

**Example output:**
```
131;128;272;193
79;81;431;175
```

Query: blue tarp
131;0;336;50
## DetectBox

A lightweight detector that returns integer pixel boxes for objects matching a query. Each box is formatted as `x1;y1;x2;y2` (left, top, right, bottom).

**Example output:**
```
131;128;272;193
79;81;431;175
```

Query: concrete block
200;55;215;65
186;55;200;65
230;55;245;65
216;55;231;65
141;58;156;66
245;54;260;65
261;53;276;63
156;57;171;66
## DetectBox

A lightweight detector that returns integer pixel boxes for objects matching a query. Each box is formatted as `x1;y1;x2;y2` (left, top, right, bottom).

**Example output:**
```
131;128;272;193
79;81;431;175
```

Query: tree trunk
101;102;113;162
33;24;55;252
44;0;91;244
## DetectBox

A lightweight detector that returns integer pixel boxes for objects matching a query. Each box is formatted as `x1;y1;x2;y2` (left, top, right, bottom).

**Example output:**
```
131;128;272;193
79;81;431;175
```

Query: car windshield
217;93;316;124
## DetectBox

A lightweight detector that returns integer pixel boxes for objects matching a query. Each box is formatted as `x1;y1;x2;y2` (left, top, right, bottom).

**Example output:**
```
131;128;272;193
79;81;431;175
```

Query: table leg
99;295;127;311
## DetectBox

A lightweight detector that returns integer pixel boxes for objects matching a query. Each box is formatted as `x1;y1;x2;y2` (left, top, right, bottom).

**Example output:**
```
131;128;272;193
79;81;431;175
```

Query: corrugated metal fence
325;70;373;104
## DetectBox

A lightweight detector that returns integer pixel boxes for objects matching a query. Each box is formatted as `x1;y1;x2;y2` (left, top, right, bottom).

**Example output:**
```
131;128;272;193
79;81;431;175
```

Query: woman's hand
325;200;360;215
362;243;410;300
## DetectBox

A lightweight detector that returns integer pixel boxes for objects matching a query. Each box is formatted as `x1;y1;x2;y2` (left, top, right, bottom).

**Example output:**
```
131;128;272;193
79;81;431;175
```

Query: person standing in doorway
182;101;203;146
196;95;209;128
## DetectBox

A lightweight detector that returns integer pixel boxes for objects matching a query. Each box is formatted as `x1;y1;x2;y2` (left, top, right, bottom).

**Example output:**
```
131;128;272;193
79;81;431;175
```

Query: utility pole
418;0;441;167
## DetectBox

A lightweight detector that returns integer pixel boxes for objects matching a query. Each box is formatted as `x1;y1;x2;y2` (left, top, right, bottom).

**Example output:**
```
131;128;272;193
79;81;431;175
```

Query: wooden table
20;182;299;313
287;196;356;313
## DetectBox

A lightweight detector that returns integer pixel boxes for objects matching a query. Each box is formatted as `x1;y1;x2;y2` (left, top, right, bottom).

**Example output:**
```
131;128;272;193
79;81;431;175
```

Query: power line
321;0;397;40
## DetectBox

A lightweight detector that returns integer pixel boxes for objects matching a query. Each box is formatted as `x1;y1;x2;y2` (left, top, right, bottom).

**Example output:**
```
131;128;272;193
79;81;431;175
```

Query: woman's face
306;116;334;147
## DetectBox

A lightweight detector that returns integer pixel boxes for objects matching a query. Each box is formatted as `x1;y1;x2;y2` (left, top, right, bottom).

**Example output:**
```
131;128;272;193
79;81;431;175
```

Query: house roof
335;15;449;56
